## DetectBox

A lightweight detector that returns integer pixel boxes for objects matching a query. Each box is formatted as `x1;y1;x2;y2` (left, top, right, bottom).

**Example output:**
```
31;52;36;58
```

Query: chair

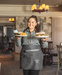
48;41;57;64
47;41;54;65
48;41;53;49
41;41;51;66
41;48;50;66
56;45;62;75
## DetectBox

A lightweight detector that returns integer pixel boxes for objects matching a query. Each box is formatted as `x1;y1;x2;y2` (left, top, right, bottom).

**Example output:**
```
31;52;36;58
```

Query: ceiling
0;0;62;6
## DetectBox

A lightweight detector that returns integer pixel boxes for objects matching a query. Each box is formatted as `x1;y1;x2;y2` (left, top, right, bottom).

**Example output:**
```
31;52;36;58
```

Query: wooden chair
48;41;53;49
41;41;53;66
41;48;50;66
48;41;58;64
56;45;62;75
47;41;54;64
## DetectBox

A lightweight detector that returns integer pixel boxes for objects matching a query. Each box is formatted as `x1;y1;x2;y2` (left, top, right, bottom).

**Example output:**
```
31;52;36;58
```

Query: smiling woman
15;15;48;75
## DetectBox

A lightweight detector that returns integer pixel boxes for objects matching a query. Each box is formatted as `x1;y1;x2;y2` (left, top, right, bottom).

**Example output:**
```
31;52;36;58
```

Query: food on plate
36;32;45;36
20;32;27;36
14;30;18;33
14;31;27;36
14;32;18;35
13;30;18;35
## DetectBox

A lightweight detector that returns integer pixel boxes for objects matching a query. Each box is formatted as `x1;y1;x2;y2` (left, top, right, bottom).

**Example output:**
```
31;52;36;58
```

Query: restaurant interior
0;0;62;75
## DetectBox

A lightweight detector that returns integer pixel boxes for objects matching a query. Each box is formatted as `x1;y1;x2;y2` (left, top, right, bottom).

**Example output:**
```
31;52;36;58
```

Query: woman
15;15;48;75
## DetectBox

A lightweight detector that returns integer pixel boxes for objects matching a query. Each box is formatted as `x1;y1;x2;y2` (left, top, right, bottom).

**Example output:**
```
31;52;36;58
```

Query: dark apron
20;45;43;70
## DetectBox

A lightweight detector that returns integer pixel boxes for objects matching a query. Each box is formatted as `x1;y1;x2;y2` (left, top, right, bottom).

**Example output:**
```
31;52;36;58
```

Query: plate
35;36;49;38
14;35;27;37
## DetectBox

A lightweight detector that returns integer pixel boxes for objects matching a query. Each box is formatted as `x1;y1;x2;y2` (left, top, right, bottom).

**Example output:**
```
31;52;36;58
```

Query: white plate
14;35;27;37
35;36;49;38
13;30;18;33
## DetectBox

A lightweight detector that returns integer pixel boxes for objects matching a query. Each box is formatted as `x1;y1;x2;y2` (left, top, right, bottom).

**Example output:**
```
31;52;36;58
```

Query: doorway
0;17;15;59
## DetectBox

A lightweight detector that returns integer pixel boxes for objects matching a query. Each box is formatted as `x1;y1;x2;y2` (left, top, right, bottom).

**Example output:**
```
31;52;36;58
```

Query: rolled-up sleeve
16;37;22;47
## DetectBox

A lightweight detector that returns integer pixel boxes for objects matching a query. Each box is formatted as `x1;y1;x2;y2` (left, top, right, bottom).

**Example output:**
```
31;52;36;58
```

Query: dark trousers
23;70;40;75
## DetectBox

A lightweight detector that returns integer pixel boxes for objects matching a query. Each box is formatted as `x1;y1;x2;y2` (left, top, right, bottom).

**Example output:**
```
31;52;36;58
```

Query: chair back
56;45;62;60
48;41;53;49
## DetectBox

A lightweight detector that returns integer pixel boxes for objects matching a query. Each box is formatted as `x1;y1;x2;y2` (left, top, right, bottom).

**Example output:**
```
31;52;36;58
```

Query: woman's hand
15;36;20;40
42;38;47;43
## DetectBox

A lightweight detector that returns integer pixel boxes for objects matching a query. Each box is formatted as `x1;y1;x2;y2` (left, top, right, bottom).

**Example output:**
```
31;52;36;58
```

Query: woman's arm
15;36;22;47
42;38;47;43
41;38;48;48
39;30;48;48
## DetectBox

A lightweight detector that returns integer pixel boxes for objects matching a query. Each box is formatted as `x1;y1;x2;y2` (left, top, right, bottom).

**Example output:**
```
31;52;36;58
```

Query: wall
0;4;62;17
52;17;62;53
0;18;14;26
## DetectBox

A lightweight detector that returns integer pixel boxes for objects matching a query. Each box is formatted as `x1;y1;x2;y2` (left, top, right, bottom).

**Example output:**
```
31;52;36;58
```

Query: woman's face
28;18;37;29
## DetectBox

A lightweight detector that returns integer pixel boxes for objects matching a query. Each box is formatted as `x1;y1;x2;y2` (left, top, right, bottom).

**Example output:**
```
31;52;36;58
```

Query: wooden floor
0;53;12;60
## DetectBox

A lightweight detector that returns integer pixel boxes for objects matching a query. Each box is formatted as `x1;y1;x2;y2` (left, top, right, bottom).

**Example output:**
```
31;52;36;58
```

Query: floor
0;50;62;75
0;51;12;61
0;59;62;75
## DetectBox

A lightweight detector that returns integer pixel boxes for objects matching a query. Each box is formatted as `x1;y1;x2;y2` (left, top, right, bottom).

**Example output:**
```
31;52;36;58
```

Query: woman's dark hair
27;15;38;23
23;15;40;32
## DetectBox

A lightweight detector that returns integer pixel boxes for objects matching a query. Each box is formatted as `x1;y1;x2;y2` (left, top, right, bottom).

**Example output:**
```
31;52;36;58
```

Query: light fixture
31;0;49;13
56;5;58;7
12;18;15;21
9;18;12;21
9;18;15;22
